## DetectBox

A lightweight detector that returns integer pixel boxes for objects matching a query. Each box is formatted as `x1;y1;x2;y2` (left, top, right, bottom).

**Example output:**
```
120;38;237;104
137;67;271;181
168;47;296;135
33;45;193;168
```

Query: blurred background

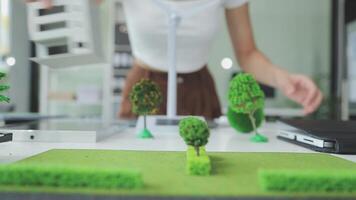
0;0;355;123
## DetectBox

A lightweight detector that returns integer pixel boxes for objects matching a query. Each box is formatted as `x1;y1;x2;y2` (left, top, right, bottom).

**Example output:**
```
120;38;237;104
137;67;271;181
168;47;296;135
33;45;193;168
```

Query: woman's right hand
26;0;53;9
26;0;103;9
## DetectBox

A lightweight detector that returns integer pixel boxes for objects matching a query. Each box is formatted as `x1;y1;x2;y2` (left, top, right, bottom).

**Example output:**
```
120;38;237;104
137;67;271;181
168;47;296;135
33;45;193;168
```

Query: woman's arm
225;4;323;115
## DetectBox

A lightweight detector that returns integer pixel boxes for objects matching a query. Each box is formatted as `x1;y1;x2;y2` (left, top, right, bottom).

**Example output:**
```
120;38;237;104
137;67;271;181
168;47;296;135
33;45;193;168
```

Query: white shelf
105;0;132;122
34;0;132;123
264;107;304;117
48;100;102;107
115;44;131;52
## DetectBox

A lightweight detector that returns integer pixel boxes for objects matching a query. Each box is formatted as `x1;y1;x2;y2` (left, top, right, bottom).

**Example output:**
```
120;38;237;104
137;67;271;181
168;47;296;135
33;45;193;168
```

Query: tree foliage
227;106;264;133
0;72;10;103
179;117;210;156
228;73;264;114
129;79;162;115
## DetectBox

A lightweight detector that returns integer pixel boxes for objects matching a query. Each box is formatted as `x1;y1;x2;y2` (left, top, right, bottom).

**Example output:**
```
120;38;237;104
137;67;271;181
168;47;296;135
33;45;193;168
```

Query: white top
122;0;248;73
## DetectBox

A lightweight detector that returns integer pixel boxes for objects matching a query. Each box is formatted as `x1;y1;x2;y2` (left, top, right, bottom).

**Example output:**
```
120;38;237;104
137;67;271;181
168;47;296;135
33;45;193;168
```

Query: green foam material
138;128;153;139
186;146;211;176
250;134;269;143
259;169;356;192
0;164;142;189
227;107;264;133
2;149;356;197
187;146;207;156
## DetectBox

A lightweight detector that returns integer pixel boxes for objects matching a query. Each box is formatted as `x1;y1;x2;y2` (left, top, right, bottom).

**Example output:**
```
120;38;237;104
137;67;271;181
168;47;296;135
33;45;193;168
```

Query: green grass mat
0;165;142;189
0;149;355;198
259;169;356;192
186;147;211;176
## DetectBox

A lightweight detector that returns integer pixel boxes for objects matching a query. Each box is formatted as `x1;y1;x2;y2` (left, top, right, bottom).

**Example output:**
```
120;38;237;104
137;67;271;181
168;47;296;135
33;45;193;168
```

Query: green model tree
228;73;268;142
0;72;10;103
130;79;162;138
179;117;210;156
227;107;264;133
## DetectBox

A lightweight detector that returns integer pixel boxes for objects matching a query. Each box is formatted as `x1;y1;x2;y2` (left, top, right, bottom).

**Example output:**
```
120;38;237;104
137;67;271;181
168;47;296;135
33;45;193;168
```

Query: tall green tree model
227;106;264;133
228;73;268;142
130;79;162;138
0;72;10;103
179;117;210;156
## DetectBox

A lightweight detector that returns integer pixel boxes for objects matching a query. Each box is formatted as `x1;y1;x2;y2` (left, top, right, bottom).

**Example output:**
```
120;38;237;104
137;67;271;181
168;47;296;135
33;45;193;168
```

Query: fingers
284;78;296;96
26;0;52;9
303;90;323;115
311;91;323;112
27;0;101;8
301;78;318;107
281;75;302;104
41;0;52;9
287;80;305;105
286;74;323;115
300;77;323;115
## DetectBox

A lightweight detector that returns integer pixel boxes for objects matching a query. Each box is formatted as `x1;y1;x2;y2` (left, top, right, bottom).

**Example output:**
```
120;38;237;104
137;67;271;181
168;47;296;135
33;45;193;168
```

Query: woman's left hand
276;72;323;115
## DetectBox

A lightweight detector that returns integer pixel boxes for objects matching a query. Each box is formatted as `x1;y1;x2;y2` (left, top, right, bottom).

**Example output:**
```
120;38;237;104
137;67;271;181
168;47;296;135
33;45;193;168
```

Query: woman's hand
225;5;323;115
276;71;323;115
25;0;103;9
26;0;52;9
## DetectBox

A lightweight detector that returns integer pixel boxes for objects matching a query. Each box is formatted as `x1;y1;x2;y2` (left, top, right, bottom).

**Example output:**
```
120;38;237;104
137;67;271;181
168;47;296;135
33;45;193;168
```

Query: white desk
0;122;355;164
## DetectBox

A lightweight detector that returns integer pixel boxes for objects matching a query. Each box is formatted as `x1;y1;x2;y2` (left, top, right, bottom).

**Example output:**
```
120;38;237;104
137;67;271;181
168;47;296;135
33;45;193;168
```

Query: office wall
347;21;356;114
208;0;331;109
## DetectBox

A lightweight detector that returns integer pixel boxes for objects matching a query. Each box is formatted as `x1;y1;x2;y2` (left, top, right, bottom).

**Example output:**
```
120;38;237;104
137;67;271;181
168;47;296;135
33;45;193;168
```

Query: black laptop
277;119;356;154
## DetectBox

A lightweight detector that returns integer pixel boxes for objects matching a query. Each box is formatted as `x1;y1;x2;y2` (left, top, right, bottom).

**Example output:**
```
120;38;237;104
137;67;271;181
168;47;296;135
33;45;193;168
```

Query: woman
28;0;323;119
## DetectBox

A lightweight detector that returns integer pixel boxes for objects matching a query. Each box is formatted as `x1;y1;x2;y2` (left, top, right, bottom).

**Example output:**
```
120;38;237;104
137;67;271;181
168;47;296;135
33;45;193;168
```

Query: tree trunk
248;111;258;136
195;146;200;157
144;114;147;130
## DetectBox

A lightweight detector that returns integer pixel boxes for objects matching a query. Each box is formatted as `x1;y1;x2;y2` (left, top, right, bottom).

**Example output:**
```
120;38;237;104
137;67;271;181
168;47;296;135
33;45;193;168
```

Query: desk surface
1;122;356;200
0;122;355;164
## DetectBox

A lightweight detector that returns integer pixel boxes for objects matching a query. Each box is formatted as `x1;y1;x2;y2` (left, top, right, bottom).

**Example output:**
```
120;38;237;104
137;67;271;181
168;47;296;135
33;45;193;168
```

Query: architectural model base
0;119;124;143
135;115;205;135
138;128;154;139
4;149;355;197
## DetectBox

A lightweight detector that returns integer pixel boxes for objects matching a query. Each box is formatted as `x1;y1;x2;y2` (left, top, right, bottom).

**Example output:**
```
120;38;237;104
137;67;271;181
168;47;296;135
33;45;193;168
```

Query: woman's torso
121;0;247;73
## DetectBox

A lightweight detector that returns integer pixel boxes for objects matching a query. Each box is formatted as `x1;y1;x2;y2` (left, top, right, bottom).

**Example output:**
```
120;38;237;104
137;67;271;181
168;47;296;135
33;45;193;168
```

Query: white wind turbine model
135;0;219;134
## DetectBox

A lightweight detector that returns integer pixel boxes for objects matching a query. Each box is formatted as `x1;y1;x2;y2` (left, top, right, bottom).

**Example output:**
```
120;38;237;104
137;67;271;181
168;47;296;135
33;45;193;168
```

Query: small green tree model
130;79;162;138
179;117;210;156
228;73;268;142
0;72;10;103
